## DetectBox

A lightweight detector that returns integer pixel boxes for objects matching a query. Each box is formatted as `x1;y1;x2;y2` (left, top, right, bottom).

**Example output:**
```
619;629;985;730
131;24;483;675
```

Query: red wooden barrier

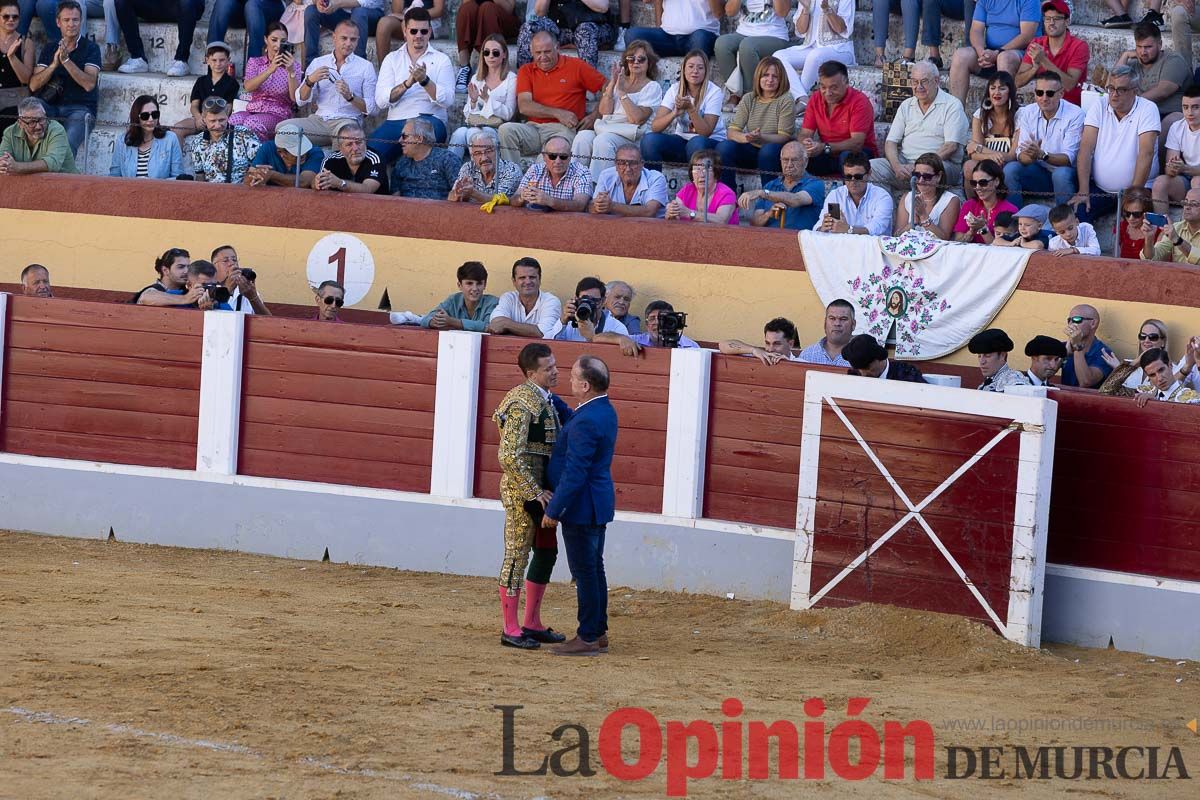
237;317;437;492
0;296;202;468
474;338;670;513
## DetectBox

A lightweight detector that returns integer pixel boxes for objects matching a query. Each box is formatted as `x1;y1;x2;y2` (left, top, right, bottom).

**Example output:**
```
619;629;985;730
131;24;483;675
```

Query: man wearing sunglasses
818;151;893;236
374;7;454;162
1062;303;1113;388
314;279;346;322
511;133;593;211
0;96;76;174
1006;71;1082;208
304;0;386;68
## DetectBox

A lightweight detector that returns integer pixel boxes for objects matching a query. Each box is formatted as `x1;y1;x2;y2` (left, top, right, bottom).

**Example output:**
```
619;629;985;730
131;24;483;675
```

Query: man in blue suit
542;355;618;656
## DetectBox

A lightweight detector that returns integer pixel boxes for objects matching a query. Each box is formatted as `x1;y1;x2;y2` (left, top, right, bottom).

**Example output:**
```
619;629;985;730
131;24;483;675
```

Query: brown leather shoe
597;634;609;652
551;636;602;656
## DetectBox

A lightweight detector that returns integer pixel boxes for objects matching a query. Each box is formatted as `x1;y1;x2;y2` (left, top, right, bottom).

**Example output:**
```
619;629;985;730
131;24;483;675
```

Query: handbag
466;113;504;128
37;76;63;105
593;115;640;140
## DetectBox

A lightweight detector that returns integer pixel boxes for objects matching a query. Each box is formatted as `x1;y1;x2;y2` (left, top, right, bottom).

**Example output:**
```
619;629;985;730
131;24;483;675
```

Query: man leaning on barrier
20;264;53;298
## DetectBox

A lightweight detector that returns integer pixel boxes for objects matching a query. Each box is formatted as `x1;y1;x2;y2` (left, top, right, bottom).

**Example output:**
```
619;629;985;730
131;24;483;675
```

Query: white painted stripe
430;331;483;499
1006;404;1057;648
195;311;245;475
1046;563;1200;595
661;347;712;518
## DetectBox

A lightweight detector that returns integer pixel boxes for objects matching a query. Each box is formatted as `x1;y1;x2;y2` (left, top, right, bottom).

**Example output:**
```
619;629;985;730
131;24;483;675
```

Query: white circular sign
306;233;375;307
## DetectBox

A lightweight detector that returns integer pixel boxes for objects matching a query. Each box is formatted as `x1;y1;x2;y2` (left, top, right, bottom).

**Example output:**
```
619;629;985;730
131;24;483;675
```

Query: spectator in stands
1118;187;1157;258
555;276;633;343
512;133;592;210
207;1;287;61
990;209;1016;240
1117;21;1190;136
233;23;304;143
842;334;927;382
19;263;51;297
304;0;386;67
114;0;204;77
894;153;961;239
1133;347;1200;406
178;42;240;142
245;121;324;188
1024;334;1064;386
19;0;111;60
819;151;894;236
968;328;1031;391
1100;0;1162;28
571;38;662;181
110;95;185;179
211;244;271;314
420;260;499;331
776;0;855;103
641;48;726;170
631;299;699;348
955;160;1018;243
314;279;346;321
665;147;739;224
447;33;515;160
993;203;1049;248
797;60;876;177
452;1;517;93
186;96;261;184
604;279;639;333
378;0;447;71
716;55;793;189
498;30;605;163
1170;1;1200;69
449;129;522;201
288;19;378;146
1140;187;1200;264
137;247;203;307
719;316;801;365
625;0;722;58
1170;335;1200;393
314;122;390;193
375;7;455;157
590;142;669;217
1062;303;1112;388
390;116;459;198
0;1;35;138
872;0;964;69
1069;65;1160;222
28;1;98;154
0;96;76;174
1098;318;1174;395
1005;71;1082;208
948;0;1039;105
1014;1;1088;106
798;298;854;366
870;60;970;191
739;140;825;230
487;256;564;338
964;71;1019;198
1048;202;1100;255
1152;87;1200;215
516;0;616;70
714;0;789;102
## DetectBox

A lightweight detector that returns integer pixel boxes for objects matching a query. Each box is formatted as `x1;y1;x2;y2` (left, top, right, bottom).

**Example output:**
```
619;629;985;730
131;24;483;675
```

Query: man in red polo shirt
1015;0;1089;106
498;30;607;164
797;60;877;177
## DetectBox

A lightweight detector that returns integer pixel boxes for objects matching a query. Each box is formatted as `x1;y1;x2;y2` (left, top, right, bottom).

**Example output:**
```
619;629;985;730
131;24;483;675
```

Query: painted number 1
328;247;347;285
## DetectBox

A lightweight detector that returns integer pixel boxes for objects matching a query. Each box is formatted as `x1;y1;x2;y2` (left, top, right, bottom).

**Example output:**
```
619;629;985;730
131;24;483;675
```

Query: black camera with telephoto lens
658;311;688;348
571;295;600;327
240;268;257;282
202;282;231;304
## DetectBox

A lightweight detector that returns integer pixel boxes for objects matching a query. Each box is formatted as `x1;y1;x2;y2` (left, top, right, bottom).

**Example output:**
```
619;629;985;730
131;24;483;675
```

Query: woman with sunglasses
1099;319;1186;396
715;54;791;189
963;71;1019;198
641;49;726;170
572;39;662;181
894;152;960;239
230;21;301;141
447;33;515;160
954;160;1017;244
0;1;34;137
452;0;517;92
666;148;739;225
1117;187;1158;260
109;95;184;179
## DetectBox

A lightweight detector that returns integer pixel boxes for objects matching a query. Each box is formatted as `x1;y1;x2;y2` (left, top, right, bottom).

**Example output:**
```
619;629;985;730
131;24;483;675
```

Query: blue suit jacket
545;395;618;526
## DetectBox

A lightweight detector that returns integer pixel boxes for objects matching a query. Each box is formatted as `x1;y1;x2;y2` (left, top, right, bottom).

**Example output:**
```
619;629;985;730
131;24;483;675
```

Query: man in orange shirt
498;30;606;164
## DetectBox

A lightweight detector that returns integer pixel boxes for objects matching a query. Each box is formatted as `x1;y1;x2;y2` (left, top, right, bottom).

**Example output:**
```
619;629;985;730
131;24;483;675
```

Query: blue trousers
714;140;783;190
371;114;448;163
622;26;718;58
208;0;284;59
640;132;720;172
872;0;965;50
43;102;91;154
304;3;383;66
1003;160;1077;208
20;0;108;42
561;522;608;643
1072;179;1118;225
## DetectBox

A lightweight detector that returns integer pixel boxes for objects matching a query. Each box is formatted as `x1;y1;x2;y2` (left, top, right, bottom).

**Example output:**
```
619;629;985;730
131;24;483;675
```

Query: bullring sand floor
0;530;1196;798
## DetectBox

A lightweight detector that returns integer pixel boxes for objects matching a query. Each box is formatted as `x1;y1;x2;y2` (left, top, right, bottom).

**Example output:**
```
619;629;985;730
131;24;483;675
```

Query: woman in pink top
954;160;1018;244
665;149;740;225
230;22;301;141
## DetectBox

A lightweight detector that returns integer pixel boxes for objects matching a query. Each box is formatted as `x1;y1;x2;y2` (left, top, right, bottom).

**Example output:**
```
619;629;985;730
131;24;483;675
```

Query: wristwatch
340;179;347;190
823;143;831;156
419;76;430;87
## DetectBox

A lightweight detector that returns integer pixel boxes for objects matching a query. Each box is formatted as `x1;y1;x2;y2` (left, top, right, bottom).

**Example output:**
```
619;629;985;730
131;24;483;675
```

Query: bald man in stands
20;264;53;298
1062;303;1113;388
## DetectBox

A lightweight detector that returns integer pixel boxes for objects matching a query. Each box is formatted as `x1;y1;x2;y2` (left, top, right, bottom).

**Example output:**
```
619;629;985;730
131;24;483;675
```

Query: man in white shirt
488;257;564;339
589;144;669;218
373;7;454;162
1069;64;1160;222
817;151;894;236
1134;347;1200;406
286;19;378;147
303;0;386;67
1005;71;1084;208
1152;86;1200;215
870;60;970;190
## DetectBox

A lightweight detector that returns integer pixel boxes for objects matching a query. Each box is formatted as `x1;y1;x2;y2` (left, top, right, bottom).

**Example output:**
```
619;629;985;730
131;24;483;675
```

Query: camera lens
240;268;256;282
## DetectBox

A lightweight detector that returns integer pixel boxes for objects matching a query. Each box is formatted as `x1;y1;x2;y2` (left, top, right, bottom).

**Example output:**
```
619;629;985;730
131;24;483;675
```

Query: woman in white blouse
572;39;664;180
775;0;855;102
448;34;517;159
640;49;727;168
892;152;960;239
713;0;791;102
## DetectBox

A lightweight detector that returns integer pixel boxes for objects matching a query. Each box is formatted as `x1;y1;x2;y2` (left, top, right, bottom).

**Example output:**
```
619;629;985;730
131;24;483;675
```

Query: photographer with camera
212;245;271;315
554;277;641;356
135;247;203;307
184;260;234;311
631;300;699;349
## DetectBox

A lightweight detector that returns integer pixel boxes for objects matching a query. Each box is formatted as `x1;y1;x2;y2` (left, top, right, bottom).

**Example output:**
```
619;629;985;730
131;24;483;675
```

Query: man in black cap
1024;335;1066;387
968;328;1031;392
842;334;928;383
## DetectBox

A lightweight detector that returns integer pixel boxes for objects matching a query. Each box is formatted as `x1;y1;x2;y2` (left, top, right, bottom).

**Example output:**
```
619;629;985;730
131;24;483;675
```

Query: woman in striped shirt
109;95;184;179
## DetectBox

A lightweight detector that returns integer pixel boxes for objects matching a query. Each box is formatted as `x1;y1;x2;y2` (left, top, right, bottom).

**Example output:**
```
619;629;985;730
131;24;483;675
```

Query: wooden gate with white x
791;372;1058;647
